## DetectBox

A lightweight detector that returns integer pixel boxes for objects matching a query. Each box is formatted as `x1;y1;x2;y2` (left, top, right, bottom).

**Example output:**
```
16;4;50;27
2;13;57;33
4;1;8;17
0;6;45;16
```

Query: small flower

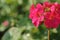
2;20;9;26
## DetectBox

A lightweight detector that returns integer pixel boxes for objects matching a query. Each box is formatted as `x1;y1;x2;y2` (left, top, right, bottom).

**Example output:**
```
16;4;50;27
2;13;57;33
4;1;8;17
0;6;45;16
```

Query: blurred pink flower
43;2;59;29
29;4;35;19
54;2;60;24
29;3;44;28
44;12;59;29
2;20;9;26
29;2;60;29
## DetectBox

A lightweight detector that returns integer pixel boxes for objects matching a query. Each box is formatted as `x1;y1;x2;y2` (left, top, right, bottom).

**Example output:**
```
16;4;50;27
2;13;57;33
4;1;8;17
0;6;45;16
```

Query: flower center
45;7;50;12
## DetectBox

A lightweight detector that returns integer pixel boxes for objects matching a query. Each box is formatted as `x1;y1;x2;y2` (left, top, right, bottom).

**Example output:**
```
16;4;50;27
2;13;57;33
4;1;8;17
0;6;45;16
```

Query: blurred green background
0;0;60;40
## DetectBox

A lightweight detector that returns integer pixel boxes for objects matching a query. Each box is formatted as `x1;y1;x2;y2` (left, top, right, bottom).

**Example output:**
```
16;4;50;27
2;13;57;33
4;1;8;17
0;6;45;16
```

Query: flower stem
48;29;50;40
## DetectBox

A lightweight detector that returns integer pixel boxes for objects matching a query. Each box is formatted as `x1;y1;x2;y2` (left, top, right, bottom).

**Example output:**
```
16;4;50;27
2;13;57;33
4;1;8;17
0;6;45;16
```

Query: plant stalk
48;29;50;40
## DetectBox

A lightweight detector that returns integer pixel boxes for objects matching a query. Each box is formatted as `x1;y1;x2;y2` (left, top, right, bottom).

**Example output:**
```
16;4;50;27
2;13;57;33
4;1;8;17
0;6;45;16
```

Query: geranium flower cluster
29;2;60;29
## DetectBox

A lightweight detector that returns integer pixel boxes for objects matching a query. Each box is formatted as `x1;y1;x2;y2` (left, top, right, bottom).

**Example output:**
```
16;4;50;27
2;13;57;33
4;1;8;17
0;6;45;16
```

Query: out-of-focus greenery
0;0;60;40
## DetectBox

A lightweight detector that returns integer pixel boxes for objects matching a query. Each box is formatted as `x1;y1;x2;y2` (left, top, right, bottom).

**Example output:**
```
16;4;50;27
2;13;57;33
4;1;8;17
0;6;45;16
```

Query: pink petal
29;4;35;19
50;5;55;13
36;3;42;8
32;18;41;28
40;16;44;21
44;18;59;29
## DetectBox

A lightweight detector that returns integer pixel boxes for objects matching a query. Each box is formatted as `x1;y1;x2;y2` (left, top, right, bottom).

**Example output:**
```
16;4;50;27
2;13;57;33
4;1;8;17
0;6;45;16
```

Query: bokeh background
0;0;60;40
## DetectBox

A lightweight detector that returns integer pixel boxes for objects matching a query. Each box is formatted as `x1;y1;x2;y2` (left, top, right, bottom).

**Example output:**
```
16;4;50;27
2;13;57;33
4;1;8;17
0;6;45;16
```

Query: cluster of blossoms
29;2;60;29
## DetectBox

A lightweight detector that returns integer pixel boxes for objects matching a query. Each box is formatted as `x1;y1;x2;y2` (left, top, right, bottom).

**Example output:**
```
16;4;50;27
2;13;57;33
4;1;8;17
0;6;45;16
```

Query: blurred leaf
0;25;7;31
1;27;21;40
1;32;11;40
17;0;23;5
5;0;17;4
56;0;60;3
37;0;49;3
49;0;56;2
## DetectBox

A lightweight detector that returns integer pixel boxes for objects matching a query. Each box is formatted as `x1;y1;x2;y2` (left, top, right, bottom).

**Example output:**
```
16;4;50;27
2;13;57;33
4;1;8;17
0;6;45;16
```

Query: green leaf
1;27;21;40
49;0;56;2
0;25;7;31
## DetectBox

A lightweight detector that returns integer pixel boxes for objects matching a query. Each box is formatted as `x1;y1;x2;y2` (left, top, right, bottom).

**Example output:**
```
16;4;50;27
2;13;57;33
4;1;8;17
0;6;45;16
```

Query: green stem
48;29;50;40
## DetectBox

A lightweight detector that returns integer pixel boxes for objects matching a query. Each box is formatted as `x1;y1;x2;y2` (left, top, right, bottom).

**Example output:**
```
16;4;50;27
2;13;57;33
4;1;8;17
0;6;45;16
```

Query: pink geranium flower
2;20;9;27
29;2;60;29
29;3;44;28
54;2;60;24
44;12;59;29
44;2;59;29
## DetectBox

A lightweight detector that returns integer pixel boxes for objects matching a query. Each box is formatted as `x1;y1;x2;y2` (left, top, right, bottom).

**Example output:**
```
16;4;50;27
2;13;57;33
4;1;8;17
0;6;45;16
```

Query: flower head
29;2;60;29
43;2;59;29
29;3;44;28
